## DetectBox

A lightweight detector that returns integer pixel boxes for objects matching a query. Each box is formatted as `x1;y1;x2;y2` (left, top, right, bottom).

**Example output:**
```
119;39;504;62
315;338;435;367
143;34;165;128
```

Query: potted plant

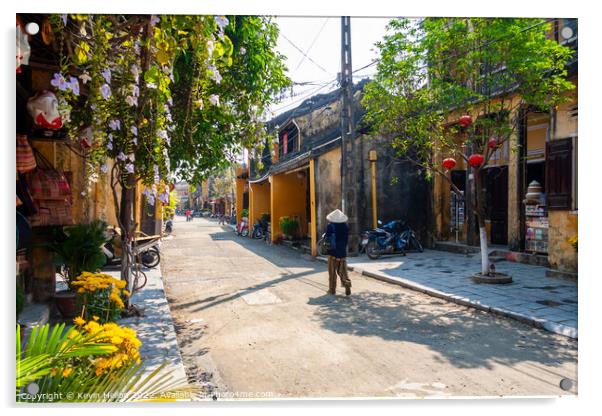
71;272;129;323
45;220;109;317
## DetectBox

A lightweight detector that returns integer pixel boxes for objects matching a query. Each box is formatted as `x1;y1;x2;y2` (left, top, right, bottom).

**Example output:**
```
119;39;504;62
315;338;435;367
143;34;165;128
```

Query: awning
270;151;311;175
249;171;270;184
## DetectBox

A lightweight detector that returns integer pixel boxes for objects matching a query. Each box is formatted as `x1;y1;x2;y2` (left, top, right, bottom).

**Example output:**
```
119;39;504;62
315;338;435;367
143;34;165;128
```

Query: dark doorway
527;161;545;190
243;191;249;210
483;166;508;245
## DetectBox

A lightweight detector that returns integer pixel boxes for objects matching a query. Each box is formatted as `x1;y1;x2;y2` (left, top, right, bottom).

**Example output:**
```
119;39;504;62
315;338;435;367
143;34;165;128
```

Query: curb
315;256;577;339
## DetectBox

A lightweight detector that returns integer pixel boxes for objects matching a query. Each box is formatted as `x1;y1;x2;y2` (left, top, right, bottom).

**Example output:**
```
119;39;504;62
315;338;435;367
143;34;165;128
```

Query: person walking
325;209;351;296
185;209;191;222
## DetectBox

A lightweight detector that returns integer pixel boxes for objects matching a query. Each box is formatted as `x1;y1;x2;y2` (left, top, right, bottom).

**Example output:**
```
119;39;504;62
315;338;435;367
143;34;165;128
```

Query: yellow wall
270;169;308;242
249;181;271;225
548;210;578;273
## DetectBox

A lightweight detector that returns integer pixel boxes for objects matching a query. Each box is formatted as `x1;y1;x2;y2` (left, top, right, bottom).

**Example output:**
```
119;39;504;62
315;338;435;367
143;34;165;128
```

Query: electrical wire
281;32;333;76
293;18;331;73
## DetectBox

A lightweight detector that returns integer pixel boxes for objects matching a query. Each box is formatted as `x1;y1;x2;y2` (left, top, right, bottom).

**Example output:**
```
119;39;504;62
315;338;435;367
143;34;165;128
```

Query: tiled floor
347;249;577;338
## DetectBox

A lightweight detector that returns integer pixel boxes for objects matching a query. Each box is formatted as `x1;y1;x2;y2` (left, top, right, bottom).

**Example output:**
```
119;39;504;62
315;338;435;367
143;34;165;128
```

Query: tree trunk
474;169;490;275
120;173;137;306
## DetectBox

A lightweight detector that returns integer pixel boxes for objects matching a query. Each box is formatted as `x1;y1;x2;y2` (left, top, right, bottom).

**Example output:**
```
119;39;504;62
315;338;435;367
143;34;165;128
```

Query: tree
50;14;289;296
362;18;575;275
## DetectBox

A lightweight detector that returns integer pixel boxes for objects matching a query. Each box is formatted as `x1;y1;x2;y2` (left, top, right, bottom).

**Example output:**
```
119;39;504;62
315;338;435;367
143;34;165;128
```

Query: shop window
278;123;299;159
545;138;572;210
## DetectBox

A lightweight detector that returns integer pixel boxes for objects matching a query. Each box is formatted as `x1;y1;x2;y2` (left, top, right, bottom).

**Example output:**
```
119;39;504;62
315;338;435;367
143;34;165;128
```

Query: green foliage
16;323;198;402
279;216;299;238
363;17;575;177
44;220;109;287
241;208;249;218
260;212;270;223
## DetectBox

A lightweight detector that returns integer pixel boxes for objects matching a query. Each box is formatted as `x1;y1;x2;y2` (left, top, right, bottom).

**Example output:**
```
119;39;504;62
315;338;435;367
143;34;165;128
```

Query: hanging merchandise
27;90;63;130
28;199;73;227
25;148;71;201
16;134;37;173
16;18;31;74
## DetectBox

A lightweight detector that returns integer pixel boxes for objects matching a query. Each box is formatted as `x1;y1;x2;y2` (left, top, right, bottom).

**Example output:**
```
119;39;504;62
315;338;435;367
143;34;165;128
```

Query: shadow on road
307;290;576;371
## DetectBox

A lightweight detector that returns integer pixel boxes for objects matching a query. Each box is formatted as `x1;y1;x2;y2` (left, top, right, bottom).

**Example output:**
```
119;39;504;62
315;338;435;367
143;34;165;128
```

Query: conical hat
326;209;348;223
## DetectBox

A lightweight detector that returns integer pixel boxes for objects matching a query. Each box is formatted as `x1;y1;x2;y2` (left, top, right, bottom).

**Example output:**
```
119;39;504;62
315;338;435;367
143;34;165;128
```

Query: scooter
251;218;269;239
102;228;162;268
236;217;249;237
364;219;423;260
165;218;173;234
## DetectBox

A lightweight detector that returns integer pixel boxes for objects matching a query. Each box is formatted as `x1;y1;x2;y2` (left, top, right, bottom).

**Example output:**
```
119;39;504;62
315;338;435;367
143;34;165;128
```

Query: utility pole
340;16;359;254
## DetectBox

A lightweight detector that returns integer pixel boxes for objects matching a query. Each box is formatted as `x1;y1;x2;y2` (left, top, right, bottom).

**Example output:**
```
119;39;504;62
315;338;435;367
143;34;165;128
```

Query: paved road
162;217;577;399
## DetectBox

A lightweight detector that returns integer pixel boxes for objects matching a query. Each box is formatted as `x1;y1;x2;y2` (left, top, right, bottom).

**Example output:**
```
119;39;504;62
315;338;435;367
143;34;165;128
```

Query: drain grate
536;299;562;307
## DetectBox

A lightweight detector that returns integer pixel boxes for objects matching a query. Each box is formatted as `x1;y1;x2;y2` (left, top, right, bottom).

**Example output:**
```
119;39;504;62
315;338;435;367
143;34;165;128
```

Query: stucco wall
249;181;271;225
548;210;578;273
314;147;342;236
270;170;309;240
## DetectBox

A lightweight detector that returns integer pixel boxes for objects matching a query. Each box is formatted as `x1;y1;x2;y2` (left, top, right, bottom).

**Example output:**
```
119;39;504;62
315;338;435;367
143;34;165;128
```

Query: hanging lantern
488;137;498;149
468;153;484;168
442;157;457;170
459;114;473;127
27;90;63;130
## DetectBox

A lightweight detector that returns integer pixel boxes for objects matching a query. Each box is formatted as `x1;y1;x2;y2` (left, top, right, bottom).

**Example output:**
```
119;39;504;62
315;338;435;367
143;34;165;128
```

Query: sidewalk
108;267;188;381
319;249;577;339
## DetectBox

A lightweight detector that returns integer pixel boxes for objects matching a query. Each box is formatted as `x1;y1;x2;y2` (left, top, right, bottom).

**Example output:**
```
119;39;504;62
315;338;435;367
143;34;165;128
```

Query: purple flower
132;85;139;97
207;64;222;84
101;84;112;100
50;73;68;91
167;97;173;106
215;16;229;32
153;165;160;183
150;15;160;26
147;195;155;206
117;151;126;161
158;192;170;204
131;64;140;83
133;136;138;145
125;163;134;174
207;40;215;56
100;163;109;173
68;77;80;96
61;14;67;26
101;68;111;84
209;94;220;106
109;119;121;131
157;130;168;140
131;126;138;136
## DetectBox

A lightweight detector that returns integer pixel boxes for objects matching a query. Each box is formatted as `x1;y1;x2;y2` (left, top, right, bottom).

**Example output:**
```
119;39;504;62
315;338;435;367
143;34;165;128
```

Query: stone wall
314;146;342;236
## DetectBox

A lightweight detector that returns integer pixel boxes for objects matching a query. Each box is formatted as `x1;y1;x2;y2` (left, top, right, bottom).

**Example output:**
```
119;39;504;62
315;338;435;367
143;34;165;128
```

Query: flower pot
54;290;80;318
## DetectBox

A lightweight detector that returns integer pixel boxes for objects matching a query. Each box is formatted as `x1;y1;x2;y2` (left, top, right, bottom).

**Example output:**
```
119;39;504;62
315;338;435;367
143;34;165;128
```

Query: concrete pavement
162;216;577;399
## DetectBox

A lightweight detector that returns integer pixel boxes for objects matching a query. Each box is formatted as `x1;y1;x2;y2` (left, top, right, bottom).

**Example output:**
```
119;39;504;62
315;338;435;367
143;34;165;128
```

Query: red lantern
468;153;484;168
459;114;473;127
442;157;457;170
488;137;498;149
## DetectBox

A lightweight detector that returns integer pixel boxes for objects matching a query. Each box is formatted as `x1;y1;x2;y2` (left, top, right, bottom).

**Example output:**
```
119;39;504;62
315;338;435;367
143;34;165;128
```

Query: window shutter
545;138;572;209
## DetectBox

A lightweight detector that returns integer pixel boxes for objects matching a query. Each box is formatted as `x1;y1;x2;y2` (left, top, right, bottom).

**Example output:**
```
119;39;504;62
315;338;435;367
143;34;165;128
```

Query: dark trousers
328;256;351;293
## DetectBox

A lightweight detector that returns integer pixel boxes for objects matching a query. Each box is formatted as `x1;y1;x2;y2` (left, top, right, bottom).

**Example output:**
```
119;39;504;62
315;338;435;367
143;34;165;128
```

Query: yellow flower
62;368;73;377
50;368;58;376
73;316;86;326
92;315;100;321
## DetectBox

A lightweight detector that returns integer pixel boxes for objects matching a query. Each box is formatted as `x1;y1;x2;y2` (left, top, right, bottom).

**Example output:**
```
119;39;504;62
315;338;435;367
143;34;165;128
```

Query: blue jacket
326;222;349;258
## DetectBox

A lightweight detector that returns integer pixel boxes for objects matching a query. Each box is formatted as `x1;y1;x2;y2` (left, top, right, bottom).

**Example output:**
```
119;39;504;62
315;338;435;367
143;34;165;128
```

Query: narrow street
162;217;577;398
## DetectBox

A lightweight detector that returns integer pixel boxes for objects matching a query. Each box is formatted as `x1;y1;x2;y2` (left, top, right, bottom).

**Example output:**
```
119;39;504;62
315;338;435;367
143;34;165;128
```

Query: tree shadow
308;290;577;370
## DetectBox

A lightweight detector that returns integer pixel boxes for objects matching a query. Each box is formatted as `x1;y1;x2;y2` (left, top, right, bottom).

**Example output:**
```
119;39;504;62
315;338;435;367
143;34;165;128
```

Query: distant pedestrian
185;209;191;222
325;209;351;296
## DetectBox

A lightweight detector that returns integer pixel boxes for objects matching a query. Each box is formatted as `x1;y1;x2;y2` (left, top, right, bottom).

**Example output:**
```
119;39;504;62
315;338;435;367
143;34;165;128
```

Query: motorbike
363;219;423;260
251;218;269;239
236;217;249;237
102;228;162;268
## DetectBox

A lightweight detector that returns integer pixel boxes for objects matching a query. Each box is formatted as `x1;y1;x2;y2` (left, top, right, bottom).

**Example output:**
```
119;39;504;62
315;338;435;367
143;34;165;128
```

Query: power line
294;18;330;72
281;33;333;76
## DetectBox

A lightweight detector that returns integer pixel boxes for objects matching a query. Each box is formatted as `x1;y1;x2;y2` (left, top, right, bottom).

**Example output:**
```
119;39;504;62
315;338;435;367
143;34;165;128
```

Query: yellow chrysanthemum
73;316;86;326
62;368;73;377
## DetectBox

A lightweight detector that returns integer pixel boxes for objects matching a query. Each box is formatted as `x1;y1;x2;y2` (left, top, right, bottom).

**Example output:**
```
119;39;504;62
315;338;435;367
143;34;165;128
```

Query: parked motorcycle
164;218;173;234
236;217;249;237
363;219;423;260
102;228;162;268
251;218;269;239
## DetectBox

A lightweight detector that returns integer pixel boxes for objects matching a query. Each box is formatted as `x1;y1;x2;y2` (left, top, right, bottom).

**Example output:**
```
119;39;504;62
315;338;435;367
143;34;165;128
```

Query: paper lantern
442;157;457;170
459;115;473;127
468;153;484;168
488;137;498;149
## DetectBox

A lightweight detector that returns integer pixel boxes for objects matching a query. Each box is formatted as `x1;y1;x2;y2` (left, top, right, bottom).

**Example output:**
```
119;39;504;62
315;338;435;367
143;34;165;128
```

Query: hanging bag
25;148;71;200
16;134;37;173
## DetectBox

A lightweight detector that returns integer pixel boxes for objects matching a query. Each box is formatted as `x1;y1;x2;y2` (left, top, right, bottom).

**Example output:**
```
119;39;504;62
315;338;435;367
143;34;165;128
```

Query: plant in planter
45;220;110;317
71;272;129;323
241;209;249;219
279;216;300;240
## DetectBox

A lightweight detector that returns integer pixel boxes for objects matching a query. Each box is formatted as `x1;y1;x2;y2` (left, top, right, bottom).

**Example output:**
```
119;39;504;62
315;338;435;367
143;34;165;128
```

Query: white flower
131;64;140;83
125;95;138;107
215;15;229;32
239;47;246;55
128;153;135;162
195;99;204;110
131;126;138;136
101;84;112;100
132;85;139;97
147;82;157;89
109;119;121;130
80;191;86;197
117;151;126;161
207;64;222;84
100;163;109;173
125;163;134;174
209;94;220;106
207;40;215;56
79;72;92;84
